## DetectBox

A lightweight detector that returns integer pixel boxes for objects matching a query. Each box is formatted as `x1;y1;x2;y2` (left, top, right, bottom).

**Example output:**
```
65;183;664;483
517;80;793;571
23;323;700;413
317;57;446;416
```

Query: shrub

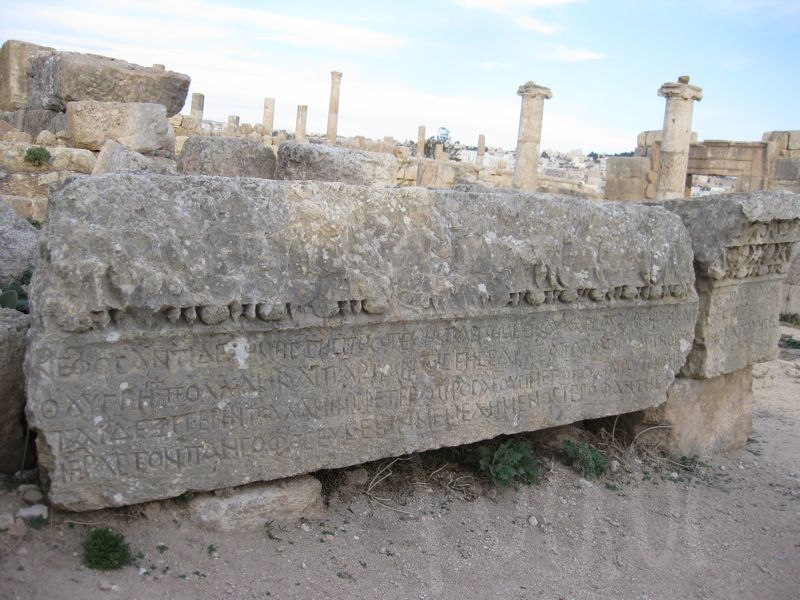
563;440;607;480
82;527;132;570
478;439;543;486
23;146;52;168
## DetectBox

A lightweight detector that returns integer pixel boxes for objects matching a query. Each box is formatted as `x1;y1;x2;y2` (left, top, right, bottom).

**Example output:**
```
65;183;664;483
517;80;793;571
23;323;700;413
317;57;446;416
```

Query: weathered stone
15;504;48;520
178;137;276;178
607;157;651;179
788;131;800;152
623;366;752;456
26;175;698;510
0;41;53;111
2;131;31;143
35;130;56;146
0;120;15;135
0;109;67;137
93;140;177;176
0;142;96;174
67;101;175;155
659;192;800;378
0;201;38;288
0;171;70;201
771;158;800;182
24;47;189;116
276;142;398;187
0;309;31;474
188;476;323;531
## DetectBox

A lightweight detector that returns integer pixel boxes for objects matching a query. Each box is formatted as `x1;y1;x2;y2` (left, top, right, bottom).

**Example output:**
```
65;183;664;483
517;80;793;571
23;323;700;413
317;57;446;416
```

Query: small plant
264;520;282;541
779;313;800;326
173;491;194;507
156;544;168;554
23;146;52;168
206;543;217;556
0;270;32;313
563;440;608;480
785;337;800;349
82;527;132;570
478;439;543;487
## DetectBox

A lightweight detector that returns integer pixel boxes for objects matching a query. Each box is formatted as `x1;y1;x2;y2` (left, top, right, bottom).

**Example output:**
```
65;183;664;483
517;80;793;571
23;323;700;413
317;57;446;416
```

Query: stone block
659;192;800;378
25;48;189;116
0;120;15;135
0;171;70;199
762;131;789;149
188;476;323;531
178;137;276;179
2;131;31;143
0;109;67;137
0;41;53;112
35;130;56;146
0;142;95;174
770;157;800;181
276;142;399;187
606;157;651;179
0;308;31;474
624;367;752;456
67;101;175;155
25;174;698;510
788;131;800;151
1;195;47;222
93;140;177;176
0;201;38;288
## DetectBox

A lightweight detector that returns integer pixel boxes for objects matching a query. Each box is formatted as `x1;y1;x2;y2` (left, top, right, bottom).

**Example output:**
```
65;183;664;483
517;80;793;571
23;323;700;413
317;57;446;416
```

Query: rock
528;515;539;527
1;194;47;222
8;517;26;538
0;512;14;530
659;192;800;378
24;175;700;510
67;101;175;156
0;142;95;173
609;459;620;473
93;140;177;176
22;488;44;505
178;136;275;178
1;40;190;116
35;130;56;146
0;201;38;288
2;131;31;143
0;109;67;138
343;468;369;488
276;142;399;187
16;504;48;520
0;120;16;134
624;366;753;456
189;477;324;532
98;580;120;592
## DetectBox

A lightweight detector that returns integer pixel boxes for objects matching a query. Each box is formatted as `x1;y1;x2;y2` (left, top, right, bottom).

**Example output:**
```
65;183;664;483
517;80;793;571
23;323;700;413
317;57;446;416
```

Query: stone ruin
1;39;800;518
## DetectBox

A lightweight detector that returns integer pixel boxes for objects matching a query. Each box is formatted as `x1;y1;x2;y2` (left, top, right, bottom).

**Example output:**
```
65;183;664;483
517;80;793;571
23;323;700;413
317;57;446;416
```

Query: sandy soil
1;336;799;600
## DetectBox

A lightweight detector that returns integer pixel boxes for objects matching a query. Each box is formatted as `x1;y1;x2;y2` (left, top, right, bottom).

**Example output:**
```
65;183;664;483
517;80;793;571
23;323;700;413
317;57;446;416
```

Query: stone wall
25;175;698;510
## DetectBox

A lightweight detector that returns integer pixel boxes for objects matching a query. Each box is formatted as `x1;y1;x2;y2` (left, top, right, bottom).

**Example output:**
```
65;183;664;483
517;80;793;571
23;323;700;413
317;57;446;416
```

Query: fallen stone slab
178;136;275;178
0;201;38;288
276;142;398;187
658;192;800;378
26;175;697;510
188;476;323;531
67;101;175;156
0;308;31;474
93;140;177;176
1;40;190;116
0;142;96;174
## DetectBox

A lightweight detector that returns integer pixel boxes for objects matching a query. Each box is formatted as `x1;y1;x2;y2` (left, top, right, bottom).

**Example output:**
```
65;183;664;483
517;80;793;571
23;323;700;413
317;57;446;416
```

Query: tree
423;127;459;160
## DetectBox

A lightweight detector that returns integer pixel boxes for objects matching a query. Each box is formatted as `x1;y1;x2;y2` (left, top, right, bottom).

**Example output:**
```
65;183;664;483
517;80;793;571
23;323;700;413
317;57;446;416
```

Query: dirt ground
1;330;799;600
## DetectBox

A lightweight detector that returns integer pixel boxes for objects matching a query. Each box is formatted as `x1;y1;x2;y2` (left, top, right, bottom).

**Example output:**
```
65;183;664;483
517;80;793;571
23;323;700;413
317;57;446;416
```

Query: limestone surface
276;142;398;187
0;308;31;473
67;101;175;155
178;137;276;179
93;140;177;176
188;476;324;531
660;191;800;378
0;201;38;288
26;175;697;510
0;142;96;174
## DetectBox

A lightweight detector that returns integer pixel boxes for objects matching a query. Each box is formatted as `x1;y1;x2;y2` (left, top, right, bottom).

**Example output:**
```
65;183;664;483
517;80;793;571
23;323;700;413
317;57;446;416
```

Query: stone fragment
188;477;324;531
276;142;399;187
35;130;56;146
178;137;276;178
659;192;800;377
0;120;16;134
8;517;26;537
25;175;699;510
22;488;44;504
0;201;38;288
93;140;177;176
2;131;31;143
625;367;753;456
16;504;47;520
67;101;175;155
0;142;96;174
0;512;14;530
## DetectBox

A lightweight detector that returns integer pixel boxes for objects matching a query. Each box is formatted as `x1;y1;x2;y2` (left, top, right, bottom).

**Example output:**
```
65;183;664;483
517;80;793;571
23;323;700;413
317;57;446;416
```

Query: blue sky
1;0;798;152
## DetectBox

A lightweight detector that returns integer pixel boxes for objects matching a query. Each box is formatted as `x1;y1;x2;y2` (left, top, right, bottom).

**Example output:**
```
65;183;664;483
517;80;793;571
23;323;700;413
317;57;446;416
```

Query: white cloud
452;0;582;34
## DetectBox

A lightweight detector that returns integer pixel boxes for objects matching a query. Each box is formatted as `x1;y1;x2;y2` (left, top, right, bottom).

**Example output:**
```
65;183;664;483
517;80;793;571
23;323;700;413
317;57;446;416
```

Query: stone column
326;71;342;145
435;143;445;161
654;76;703;200
295;105;308;143
262;98;275;143
190;93;204;122
227;115;239;133
417;126;426;157
476;134;486;168
512;81;552;191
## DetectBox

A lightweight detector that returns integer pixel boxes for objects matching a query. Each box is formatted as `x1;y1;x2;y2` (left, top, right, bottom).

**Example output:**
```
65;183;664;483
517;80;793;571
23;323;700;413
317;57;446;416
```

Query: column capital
517;81;552;99
331;71;343;82
658;77;703;101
